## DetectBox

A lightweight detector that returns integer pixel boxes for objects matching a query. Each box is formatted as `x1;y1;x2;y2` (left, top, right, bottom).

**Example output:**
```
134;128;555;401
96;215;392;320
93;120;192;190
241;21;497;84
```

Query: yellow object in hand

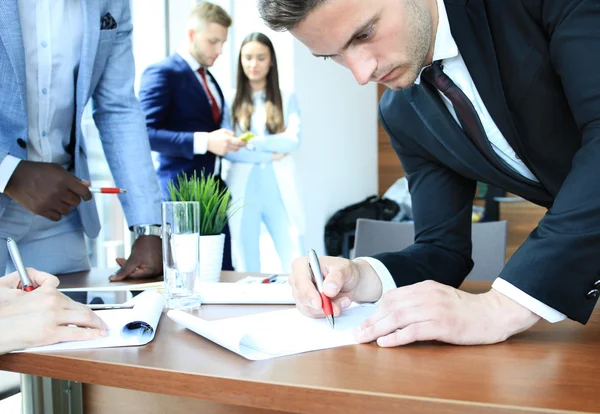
239;132;255;142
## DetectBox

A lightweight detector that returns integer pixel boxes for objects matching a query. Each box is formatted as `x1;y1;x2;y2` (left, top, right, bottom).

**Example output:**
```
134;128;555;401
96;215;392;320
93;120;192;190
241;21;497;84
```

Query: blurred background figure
138;1;245;271
224;32;305;273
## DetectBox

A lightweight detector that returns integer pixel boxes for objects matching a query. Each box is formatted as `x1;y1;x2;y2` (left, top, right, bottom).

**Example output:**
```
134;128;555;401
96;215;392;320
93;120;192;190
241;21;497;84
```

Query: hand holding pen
0;267;59;304
7;238;35;292
289;254;384;322
308;249;335;329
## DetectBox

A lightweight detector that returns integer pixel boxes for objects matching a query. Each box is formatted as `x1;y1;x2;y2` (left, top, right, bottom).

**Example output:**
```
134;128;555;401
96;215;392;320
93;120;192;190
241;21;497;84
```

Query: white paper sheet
168;304;377;360
199;283;294;304
21;290;165;352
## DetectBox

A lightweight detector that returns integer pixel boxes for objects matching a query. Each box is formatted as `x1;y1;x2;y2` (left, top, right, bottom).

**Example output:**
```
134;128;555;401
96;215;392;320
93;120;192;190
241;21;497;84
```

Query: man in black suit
258;0;600;346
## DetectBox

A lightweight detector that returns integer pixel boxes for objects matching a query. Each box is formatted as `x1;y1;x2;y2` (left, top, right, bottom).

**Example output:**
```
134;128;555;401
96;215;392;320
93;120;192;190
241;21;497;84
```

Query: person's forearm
147;128;195;159
251;130;299;153
224;148;272;163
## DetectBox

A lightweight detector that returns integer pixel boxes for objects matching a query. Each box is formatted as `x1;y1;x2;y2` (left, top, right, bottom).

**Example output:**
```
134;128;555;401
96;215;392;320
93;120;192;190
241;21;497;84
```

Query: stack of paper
168;304;377;360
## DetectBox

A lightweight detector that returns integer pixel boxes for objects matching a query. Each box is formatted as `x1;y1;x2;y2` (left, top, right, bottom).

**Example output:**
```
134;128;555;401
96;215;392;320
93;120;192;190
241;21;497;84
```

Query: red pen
308;249;334;329
6;238;35;292
89;187;127;194
262;275;278;284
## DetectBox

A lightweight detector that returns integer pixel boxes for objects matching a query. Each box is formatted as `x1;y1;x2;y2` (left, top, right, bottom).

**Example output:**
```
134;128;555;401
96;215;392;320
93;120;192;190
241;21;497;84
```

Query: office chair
353;219;507;281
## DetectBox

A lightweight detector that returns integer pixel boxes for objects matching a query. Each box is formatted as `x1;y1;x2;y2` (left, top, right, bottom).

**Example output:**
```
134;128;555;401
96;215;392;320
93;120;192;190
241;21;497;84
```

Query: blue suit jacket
0;0;162;237
138;54;225;197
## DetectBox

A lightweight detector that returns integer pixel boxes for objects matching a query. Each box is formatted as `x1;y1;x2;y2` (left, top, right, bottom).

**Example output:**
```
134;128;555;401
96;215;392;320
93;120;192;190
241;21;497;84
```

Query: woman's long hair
232;32;284;134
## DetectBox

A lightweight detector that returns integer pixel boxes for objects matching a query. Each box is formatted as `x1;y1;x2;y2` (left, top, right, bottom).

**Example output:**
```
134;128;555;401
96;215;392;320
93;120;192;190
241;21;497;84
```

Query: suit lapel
206;69;225;123
77;0;100;112
444;0;526;159
0;0;27;111
174;54;212;105
409;83;553;203
409;83;506;181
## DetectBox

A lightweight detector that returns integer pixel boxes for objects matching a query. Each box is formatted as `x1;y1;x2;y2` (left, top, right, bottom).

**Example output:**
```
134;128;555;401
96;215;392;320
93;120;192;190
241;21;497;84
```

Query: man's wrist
351;259;384;302
486;288;541;338
132;224;161;238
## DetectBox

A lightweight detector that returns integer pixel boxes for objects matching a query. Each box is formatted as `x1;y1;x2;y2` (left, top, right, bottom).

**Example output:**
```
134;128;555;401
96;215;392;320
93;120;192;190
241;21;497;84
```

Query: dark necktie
197;67;221;124
421;61;516;178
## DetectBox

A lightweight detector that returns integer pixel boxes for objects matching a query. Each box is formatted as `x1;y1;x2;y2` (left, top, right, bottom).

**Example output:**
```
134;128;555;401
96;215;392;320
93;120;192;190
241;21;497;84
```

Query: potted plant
167;171;240;282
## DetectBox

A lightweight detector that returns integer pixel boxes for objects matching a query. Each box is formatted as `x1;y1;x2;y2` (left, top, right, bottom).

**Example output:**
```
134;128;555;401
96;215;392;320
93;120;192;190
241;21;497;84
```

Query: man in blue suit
139;2;244;271
0;1;163;281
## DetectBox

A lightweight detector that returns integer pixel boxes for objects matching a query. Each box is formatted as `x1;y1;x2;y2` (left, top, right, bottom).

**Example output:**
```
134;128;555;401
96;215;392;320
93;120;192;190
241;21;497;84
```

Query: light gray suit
0;0;162;273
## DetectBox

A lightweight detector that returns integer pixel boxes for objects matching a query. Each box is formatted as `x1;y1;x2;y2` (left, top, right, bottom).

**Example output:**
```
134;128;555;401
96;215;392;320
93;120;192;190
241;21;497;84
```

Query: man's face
190;22;229;67
291;0;434;90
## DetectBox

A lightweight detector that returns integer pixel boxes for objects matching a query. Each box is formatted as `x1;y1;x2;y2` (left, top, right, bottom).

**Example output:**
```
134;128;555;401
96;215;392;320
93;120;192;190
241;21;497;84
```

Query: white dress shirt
177;50;230;158
0;0;82;193
358;0;566;322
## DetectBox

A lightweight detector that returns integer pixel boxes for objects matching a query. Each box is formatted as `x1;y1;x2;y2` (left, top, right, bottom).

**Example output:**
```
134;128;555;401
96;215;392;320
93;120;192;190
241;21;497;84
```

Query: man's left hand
109;236;162;281
354;280;541;346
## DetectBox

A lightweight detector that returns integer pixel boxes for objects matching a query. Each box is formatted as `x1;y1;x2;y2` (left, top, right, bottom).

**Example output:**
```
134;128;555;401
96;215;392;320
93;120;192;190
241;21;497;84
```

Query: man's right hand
4;161;92;221
289;256;384;318
207;129;246;156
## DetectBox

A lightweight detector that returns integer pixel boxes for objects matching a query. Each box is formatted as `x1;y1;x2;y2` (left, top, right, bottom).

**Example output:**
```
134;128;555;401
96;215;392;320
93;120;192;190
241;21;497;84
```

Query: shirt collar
253;89;266;102
414;0;459;84
177;49;203;73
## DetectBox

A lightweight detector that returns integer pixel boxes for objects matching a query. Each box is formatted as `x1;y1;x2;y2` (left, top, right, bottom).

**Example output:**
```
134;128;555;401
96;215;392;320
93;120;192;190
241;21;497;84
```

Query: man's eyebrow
312;15;377;58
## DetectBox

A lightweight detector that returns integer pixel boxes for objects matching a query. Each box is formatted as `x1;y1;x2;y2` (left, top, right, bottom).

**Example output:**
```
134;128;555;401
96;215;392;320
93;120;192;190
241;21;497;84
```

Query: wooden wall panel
377;84;405;195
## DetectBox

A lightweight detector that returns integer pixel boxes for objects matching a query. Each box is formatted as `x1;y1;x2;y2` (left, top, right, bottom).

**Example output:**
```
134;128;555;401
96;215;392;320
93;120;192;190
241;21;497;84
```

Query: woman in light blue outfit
224;33;304;273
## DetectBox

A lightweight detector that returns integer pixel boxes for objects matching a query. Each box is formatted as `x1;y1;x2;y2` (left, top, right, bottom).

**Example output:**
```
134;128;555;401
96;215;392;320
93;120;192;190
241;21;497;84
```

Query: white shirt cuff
193;132;209;155
492;278;567;323
353;257;397;303
0;155;22;193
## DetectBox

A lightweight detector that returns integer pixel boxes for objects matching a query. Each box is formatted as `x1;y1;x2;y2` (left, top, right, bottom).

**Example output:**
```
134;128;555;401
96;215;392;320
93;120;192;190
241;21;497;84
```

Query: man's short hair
188;1;232;30
258;0;325;32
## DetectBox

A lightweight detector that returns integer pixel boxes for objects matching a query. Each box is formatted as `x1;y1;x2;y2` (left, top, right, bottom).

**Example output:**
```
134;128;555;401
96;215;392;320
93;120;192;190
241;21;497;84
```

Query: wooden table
1;269;599;414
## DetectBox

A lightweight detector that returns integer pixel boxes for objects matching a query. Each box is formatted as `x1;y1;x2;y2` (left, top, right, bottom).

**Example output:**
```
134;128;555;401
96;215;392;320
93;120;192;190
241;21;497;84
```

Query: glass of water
161;201;201;309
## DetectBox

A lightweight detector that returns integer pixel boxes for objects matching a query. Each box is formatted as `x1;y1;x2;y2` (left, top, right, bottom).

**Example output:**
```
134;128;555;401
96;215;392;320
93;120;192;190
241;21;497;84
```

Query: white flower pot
199;233;225;283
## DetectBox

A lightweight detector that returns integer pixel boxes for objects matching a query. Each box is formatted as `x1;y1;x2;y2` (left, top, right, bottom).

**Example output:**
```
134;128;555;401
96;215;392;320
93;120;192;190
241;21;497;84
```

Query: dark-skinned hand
4;161;92;221
109;235;163;281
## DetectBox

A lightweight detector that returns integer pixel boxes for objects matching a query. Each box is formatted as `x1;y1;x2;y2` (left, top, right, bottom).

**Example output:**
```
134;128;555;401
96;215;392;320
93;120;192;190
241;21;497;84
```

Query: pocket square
100;12;117;30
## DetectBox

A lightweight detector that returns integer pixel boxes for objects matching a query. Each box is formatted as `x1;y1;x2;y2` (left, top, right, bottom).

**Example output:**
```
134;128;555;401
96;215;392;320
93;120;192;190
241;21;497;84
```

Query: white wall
132;0;167;93
292;44;378;254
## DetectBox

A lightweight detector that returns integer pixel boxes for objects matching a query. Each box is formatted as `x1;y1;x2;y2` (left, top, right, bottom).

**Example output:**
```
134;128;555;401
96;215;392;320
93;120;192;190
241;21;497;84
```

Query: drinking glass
161;201;201;309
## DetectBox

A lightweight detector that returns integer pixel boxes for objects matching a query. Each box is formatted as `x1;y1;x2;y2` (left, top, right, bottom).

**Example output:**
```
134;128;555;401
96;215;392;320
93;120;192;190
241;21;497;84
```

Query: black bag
324;196;400;257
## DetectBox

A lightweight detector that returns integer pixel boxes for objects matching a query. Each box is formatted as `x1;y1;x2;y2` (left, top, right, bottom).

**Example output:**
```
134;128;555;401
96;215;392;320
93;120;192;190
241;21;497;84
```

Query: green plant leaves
166;171;241;236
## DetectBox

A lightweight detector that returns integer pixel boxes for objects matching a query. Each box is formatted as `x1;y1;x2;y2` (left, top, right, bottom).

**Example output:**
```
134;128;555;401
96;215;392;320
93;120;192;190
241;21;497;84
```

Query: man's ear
187;28;196;43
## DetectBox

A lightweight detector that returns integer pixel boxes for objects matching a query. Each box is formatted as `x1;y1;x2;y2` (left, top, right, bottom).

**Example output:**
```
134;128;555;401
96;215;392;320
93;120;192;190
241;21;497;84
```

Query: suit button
17;138;26;149
594;280;600;290
586;289;600;300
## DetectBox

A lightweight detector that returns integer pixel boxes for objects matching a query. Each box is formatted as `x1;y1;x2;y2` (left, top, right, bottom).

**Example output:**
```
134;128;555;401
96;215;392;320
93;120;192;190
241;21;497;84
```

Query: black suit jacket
378;0;600;323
